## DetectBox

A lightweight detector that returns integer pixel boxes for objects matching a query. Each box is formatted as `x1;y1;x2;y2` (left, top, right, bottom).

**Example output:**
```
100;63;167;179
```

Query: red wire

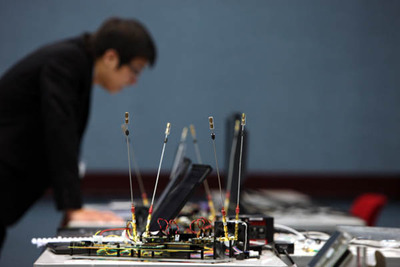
197;218;206;231
199;217;213;229
157;218;169;235
168;219;180;234
189;219;198;234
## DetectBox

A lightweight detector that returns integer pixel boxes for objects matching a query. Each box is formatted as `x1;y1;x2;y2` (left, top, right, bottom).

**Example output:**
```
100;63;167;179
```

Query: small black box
239;215;274;245
274;241;295;254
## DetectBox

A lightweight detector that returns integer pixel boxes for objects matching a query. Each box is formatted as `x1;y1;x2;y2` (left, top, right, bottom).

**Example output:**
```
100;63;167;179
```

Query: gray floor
0;196;399;267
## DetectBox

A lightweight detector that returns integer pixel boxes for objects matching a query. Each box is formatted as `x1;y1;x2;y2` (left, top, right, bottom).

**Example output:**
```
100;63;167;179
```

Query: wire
227;220;248;251
300;231;330;241
189;219;199;234
275;224;306;241
168;219;180;235
198;217;213;230
157;218;169;235
283;249;297;267
96;227;129;236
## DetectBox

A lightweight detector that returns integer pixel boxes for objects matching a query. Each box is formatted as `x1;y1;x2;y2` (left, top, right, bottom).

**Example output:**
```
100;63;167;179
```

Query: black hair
91;17;157;67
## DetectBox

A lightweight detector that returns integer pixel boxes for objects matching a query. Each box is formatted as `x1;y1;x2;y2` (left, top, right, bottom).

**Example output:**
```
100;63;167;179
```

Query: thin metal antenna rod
236;114;246;208
208;117;224;207
234;113;246;241
225;119;240;211
122;112;134;205
144;122;171;237
126;136;135;204
150;125;170;207
122;112;138;241
122;113;148;206
190;124;216;221
208;116;229;241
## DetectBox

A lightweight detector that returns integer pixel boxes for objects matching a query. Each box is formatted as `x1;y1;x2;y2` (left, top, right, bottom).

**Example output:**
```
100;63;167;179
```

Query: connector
274;241;294;254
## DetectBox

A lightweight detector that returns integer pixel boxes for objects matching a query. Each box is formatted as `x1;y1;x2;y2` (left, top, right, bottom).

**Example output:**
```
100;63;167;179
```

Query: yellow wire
104;235;120;238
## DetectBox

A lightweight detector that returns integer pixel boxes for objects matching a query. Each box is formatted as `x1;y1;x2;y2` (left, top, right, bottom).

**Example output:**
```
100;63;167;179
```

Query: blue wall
1;0;399;173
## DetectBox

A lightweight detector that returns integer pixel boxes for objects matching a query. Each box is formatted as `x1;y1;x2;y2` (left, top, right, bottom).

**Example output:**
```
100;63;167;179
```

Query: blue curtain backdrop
0;0;399;173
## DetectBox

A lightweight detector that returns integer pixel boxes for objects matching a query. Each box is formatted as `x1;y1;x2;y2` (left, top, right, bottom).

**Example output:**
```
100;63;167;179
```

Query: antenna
122;112;138;241
143;122;171;237
189;124;216;221
234;113;246;241
121;113;149;207
208;116;229;241
224;119;240;212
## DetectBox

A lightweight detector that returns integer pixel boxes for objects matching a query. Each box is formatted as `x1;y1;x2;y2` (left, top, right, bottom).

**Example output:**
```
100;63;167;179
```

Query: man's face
95;50;148;93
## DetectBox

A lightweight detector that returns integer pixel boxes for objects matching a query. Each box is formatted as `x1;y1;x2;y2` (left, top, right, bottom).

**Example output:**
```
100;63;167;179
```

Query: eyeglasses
128;64;143;77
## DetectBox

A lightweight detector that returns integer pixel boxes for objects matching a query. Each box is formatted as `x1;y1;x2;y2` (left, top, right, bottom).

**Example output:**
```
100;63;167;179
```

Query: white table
34;249;287;267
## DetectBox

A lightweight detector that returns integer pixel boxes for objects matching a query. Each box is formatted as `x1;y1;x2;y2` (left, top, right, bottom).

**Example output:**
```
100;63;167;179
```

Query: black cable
283;249;297;267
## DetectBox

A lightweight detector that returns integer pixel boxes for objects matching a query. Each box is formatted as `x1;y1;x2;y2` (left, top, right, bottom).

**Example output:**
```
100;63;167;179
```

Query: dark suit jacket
0;34;93;220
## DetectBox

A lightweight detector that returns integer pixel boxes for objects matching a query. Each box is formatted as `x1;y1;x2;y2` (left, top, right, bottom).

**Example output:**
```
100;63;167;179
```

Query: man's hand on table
64;208;125;225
